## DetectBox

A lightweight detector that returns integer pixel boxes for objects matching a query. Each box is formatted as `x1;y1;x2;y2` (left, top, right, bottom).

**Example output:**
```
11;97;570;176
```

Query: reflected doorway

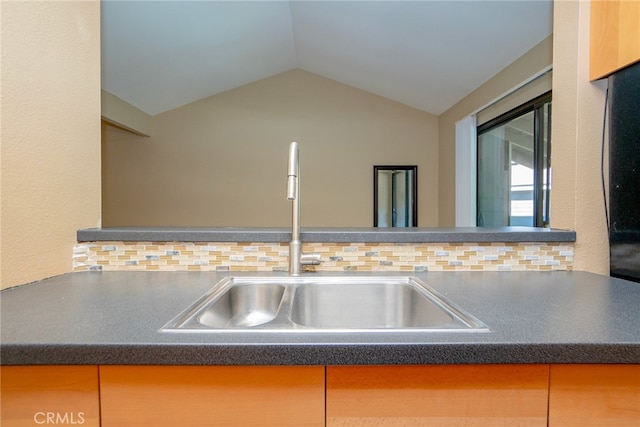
374;166;417;227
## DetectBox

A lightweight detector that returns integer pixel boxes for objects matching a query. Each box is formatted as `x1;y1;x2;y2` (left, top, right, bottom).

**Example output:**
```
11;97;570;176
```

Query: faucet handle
286;141;298;200
286;176;296;200
301;253;322;266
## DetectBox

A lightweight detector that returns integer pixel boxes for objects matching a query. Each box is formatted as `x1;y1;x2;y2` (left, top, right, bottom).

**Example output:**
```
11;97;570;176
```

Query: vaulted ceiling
101;1;553;116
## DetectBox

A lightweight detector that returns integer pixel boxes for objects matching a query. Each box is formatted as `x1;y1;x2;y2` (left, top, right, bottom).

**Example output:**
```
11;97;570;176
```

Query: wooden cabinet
590;0;640;80
549;364;640;427
326;365;550;426
0;365;100;427
99;365;325;427
2;364;638;426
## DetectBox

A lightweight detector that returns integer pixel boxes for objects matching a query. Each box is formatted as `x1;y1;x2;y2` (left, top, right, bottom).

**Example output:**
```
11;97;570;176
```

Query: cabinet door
0;365;100;427
100;365;325;427
549;364;640;426
590;0;640;80
327;365;549;427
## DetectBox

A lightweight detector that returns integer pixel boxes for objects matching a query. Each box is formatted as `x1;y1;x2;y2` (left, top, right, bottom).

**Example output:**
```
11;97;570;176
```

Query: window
476;92;551;227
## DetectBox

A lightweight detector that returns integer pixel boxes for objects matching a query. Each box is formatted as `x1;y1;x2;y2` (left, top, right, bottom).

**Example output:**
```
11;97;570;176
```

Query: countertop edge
1;343;638;366
77;227;577;243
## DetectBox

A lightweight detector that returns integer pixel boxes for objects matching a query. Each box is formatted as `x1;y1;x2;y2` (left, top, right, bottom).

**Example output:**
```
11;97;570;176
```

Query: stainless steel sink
161;276;487;332
290;282;455;328
198;284;285;328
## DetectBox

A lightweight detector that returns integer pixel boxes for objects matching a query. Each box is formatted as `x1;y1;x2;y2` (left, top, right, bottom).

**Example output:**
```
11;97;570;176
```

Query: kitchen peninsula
2;226;639;426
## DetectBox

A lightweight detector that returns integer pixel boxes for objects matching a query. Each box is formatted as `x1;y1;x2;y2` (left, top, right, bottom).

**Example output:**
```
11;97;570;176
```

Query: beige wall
550;0;609;274
102;69;438;227
0;1;102;289
438;36;553;226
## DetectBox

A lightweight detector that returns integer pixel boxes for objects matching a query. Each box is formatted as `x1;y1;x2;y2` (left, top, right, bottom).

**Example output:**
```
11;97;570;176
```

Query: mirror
374;166;418;227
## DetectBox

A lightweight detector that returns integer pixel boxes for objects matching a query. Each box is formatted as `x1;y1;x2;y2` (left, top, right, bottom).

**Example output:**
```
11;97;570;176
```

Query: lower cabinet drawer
0;365;100;427
549;364;640;427
326;365;550;427
99;365;325;427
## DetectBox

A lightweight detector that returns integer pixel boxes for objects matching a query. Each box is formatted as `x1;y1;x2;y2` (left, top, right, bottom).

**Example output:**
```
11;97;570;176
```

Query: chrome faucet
287;141;321;275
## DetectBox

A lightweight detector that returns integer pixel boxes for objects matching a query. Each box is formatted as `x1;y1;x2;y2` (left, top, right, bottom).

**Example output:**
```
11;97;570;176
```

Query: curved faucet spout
288;142;301;275
286;142;320;275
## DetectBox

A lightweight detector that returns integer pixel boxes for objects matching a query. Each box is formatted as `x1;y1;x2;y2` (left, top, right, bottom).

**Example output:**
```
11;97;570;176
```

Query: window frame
476;91;552;227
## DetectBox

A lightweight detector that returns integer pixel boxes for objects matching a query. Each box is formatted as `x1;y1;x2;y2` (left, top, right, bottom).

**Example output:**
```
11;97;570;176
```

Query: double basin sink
162;275;488;332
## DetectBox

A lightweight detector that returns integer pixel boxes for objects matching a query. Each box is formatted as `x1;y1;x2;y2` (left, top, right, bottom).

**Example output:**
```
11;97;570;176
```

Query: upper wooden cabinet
590;0;640;80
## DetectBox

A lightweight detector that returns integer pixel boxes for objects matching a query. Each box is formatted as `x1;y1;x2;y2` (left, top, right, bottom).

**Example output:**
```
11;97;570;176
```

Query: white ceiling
101;1;553;116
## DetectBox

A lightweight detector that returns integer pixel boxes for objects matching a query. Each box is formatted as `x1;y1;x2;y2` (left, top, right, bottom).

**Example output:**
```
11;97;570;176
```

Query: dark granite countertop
1;270;638;365
77;226;576;243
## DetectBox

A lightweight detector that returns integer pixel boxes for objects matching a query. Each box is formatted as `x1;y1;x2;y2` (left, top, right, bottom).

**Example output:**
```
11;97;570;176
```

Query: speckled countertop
76;226;576;243
1;270;638;365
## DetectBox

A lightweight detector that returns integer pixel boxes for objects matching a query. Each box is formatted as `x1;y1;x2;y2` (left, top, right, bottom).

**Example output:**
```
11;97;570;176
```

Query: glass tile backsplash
73;241;573;272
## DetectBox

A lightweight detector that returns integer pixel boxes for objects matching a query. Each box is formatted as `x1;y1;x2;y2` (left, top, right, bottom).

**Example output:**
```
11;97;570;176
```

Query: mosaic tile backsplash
73;242;574;272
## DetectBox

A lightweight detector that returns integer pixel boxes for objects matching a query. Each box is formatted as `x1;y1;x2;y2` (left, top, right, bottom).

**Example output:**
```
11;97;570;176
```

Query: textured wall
1;1;102;288
550;1;609;274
